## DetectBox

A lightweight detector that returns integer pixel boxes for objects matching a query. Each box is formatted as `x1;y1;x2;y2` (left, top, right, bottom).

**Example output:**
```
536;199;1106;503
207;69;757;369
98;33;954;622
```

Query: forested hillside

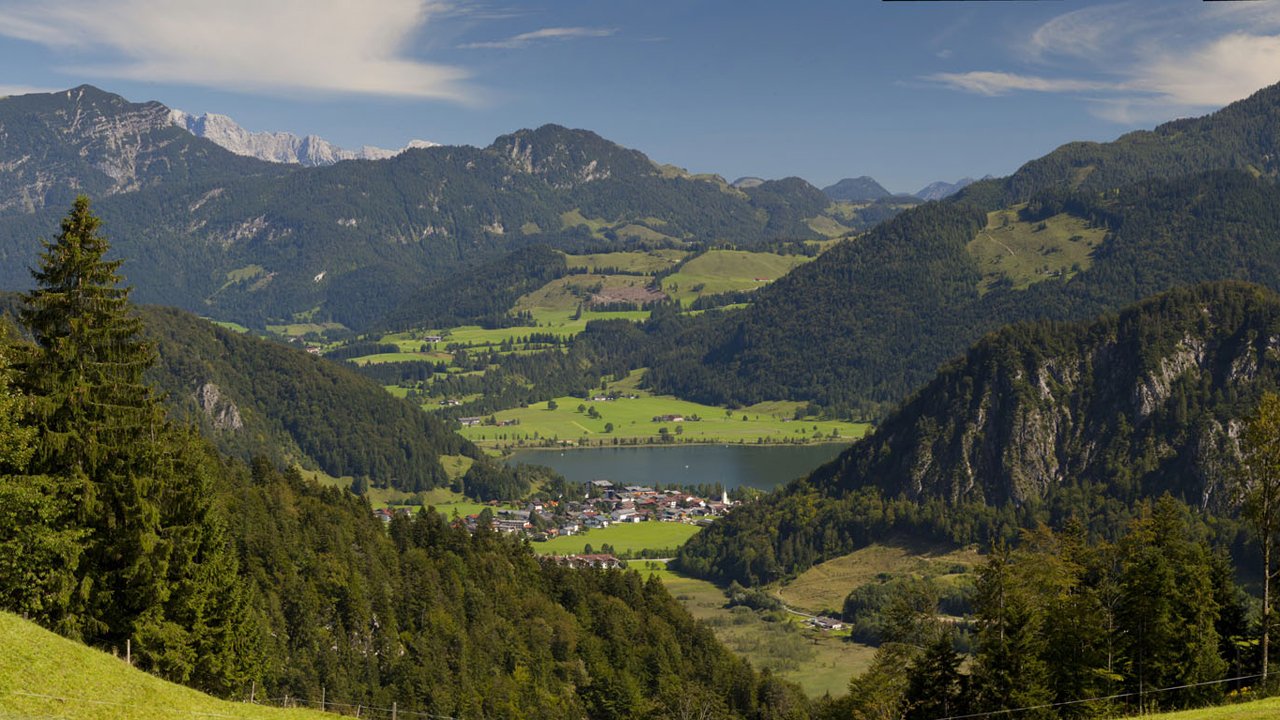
643;167;1280;417
676;282;1276;585
142;306;478;491
0;289;478;492
635;82;1280;417
961;80;1280;207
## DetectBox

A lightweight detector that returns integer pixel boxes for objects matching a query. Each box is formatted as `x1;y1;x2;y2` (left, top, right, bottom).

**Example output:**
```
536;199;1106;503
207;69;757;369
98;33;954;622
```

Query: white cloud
930;1;1280;123
460;26;615;50
1135;33;1280;107
0;0;476;102
929;72;1115;97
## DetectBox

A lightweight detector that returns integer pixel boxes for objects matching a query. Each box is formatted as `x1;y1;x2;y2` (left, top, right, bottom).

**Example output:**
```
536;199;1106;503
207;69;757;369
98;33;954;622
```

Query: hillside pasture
968;205;1106;295
662;250;811;303
775;539;983;615
0;612;333;720
639;565;875;698
564;249;689;273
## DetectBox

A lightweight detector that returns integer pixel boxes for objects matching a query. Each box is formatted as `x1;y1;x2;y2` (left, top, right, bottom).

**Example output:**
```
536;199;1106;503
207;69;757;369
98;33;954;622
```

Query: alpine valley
7;69;1280;720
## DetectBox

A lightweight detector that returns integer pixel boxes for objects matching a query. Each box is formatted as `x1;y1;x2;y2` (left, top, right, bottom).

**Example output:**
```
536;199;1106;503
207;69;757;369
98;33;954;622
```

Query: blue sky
1;0;1279;193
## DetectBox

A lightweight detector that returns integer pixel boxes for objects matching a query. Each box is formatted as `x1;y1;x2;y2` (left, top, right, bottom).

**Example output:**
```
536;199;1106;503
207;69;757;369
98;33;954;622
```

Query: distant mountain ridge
170;109;437;166
822;176;890;202
0;85;888;331
915;177;978;201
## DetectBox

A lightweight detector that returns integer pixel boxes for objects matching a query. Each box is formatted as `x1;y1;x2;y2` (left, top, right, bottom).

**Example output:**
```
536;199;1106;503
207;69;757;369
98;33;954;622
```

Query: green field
775;539;982;615
1144;698;1280;719
457;393;869;449
207;318;250;333
513;273;661;313
564;249;689;273
640;565;875;697
661;250;811;303
0;612;332;720
265;321;346;338
538;521;702;555
968;205;1106;295
807;214;854;238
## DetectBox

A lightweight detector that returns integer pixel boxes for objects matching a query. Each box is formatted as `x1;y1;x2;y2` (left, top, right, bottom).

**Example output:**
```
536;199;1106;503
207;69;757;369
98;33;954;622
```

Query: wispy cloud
929;71;1115;97
0;0;477;102
460;26;615;50
929;1;1280;123
0;84;55;98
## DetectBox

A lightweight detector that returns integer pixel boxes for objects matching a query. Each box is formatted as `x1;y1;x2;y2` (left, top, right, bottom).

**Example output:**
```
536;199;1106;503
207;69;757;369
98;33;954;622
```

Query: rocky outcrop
810;282;1280;512
195;382;243;432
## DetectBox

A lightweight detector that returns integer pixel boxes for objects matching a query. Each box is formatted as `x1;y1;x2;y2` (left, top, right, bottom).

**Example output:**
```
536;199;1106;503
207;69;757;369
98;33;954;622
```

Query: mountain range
170;109;437;166
0;85;887;330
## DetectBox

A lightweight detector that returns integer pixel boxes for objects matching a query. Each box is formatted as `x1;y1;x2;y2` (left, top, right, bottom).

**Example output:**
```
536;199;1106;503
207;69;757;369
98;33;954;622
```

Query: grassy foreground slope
1147;698;1280;719
0;612;330;720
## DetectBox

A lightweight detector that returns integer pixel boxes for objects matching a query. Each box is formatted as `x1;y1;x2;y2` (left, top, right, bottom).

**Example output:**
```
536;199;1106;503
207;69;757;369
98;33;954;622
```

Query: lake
506;443;851;491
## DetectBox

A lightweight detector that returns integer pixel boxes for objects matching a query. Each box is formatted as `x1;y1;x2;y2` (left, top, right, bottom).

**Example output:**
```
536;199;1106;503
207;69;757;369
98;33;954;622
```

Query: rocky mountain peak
170;109;436;167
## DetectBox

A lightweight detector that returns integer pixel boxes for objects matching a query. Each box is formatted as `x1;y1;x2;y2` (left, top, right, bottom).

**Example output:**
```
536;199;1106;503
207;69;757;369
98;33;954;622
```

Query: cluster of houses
453;479;733;541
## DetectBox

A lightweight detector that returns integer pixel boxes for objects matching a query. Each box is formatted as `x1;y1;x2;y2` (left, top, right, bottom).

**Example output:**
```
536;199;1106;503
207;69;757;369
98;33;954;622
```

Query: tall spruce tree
14;196;255;690
0;321;86;625
1237;392;1280;685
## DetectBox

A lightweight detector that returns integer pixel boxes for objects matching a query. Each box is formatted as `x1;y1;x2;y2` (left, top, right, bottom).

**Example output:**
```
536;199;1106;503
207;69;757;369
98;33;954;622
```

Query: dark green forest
819;508;1252;719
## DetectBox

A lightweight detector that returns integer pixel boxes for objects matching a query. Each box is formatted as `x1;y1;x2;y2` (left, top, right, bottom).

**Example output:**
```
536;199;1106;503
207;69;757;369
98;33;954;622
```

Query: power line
931;672;1266;720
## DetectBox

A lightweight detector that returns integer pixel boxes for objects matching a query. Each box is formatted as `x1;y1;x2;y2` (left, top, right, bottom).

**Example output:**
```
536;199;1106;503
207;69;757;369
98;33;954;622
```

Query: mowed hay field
458;394;869;448
661;250;812;303
775;539;983;614
639;565;876;698
538;521;702;555
0;612;332;720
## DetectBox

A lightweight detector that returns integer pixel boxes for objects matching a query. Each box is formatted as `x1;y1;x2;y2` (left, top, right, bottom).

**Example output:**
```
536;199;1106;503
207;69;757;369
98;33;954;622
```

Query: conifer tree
15;196;255;690
1237;391;1280;684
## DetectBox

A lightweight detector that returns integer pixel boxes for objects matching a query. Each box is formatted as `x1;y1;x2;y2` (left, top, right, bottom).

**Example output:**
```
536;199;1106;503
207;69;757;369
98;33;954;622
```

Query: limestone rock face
170;109;435;166
809;283;1280;513
195;382;244;432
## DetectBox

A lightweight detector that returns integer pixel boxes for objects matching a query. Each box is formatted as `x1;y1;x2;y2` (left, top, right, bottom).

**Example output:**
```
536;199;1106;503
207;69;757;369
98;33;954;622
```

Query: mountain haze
915;177;976;200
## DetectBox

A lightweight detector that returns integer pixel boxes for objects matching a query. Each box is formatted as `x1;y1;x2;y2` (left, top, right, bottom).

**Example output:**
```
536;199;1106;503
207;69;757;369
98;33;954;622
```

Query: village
373;479;734;557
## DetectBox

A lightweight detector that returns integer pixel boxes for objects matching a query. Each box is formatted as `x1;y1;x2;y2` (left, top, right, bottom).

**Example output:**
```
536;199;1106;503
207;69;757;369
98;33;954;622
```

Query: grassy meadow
774;539;983;615
564;249;689;273
537;521;702;556
638;564;876;698
0;612;333;720
968;205;1106;295
661;250;812;303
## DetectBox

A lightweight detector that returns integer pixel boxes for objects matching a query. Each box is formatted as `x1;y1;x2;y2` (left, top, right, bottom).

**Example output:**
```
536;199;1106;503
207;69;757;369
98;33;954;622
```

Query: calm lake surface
506;443;851;491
